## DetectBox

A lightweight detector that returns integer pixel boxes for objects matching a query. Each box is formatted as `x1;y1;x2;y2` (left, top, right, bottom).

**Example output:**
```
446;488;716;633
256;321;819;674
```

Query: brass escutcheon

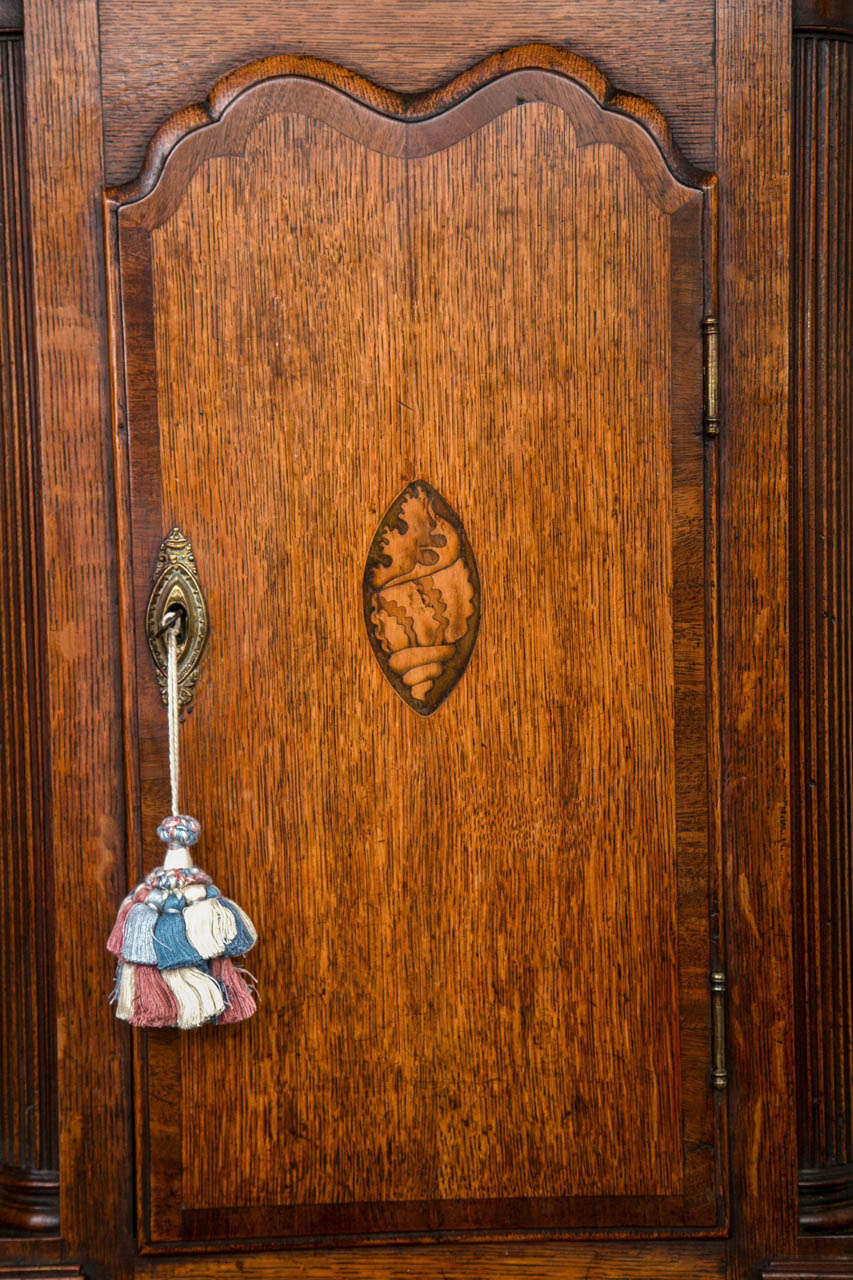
145;527;209;708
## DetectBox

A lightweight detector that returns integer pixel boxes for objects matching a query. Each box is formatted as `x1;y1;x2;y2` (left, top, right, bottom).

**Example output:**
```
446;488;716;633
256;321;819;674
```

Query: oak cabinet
0;2;849;1278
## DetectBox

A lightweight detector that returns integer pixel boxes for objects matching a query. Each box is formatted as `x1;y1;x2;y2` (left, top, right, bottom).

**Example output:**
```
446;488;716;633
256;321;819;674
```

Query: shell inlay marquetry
363;482;480;715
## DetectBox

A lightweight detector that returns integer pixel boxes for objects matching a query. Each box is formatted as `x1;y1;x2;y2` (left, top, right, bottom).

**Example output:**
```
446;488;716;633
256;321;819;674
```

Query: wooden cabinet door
106;46;723;1251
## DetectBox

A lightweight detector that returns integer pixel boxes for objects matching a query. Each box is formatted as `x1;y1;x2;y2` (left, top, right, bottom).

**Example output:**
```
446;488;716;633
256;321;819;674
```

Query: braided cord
166;621;180;817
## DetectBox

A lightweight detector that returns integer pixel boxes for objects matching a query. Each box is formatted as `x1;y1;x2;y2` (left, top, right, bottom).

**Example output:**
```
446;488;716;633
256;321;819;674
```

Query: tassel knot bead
157;813;201;847
144;866;211;892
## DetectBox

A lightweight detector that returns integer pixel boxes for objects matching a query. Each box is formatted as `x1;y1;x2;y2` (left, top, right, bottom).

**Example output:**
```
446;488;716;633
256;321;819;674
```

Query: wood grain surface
0;34;58;1232
0;1269;84;1279
133;1241;727;1280
764;1266;853;1280
108;54;719;1247
23;0;134;1270
791;30;853;1233
97;0;716;187
715;0;797;1277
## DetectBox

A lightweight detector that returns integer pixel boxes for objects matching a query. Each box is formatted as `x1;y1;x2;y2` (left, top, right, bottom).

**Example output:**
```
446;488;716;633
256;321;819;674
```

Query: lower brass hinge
703;316;719;436
711;970;727;1089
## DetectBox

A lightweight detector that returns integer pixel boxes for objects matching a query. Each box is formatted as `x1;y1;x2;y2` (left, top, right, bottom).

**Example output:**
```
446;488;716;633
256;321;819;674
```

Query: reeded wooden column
0;22;58;1233
791;1;853;1234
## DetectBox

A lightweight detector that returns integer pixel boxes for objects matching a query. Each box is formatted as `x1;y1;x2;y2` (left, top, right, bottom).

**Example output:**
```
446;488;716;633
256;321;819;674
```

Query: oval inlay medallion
363;481;481;715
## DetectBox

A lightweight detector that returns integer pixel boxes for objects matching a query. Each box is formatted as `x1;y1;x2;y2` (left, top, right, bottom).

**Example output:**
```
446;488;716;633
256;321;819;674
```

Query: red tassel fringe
211;956;257;1024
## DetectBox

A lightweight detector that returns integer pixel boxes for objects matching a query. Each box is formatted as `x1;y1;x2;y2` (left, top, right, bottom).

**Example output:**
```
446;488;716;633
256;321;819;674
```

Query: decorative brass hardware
710;970;727;1090
703;316;720;436
145;528;209;708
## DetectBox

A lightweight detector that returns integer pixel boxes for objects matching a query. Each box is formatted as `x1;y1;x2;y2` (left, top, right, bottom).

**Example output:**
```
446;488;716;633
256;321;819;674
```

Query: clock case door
105;46;725;1250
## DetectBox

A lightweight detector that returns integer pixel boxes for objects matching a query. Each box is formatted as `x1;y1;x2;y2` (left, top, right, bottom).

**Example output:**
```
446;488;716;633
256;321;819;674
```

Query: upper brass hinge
711;970;727;1090
703;316;720;437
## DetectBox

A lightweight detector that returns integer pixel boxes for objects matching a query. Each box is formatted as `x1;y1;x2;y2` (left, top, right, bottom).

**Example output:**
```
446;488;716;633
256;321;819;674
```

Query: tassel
130;964;179;1027
221;899;258;955
211;957;257;1024
183;891;238;959
114;962;136;1023
106;612;258;1029
161;965;226;1030
153;895;207;970
121;894;162;965
107;834;258;1028
106;825;258;1027
107;886;148;957
229;898;258;945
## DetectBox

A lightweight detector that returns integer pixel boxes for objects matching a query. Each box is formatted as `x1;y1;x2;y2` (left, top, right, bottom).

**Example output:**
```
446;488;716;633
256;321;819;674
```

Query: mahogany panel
0;33;57;1234
790;29;853;1234
108;52;720;1248
98;0;715;187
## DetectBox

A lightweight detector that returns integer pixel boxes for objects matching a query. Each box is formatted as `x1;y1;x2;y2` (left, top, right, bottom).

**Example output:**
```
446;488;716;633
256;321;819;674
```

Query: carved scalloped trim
107;44;709;207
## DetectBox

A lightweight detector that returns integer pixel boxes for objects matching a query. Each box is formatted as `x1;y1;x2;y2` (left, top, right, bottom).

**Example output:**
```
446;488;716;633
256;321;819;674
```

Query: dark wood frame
790;4;853;1242
4;0;795;1275
0;25;58;1237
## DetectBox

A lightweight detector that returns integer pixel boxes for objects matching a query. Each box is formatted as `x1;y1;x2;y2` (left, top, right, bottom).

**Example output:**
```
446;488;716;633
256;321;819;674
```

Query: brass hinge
703;316;720;437
711;970;727;1089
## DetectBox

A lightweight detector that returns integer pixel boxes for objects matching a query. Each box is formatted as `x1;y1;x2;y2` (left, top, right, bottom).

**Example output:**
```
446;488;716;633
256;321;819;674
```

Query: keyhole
162;602;189;649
